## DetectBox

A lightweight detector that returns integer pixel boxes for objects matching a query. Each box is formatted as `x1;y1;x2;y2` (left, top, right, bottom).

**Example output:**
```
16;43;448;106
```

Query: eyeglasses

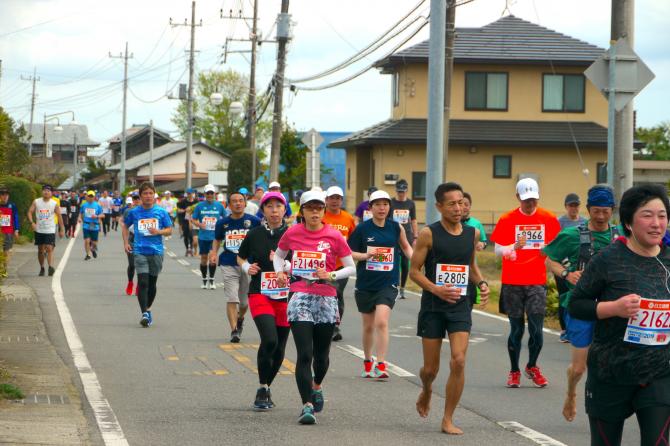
303;204;325;212
205;191;215;195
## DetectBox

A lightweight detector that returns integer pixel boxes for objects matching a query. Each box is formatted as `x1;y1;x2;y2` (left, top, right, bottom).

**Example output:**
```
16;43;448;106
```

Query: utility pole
442;1;455;181
73;131;78;187
611;0;634;201
425;0;446;224
269;0;291;182
149;120;155;184
110;43;133;191
171;1;201;190
21;67;40;156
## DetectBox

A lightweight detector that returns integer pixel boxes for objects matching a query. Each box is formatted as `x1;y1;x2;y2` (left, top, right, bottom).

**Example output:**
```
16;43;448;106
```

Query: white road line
337;344;415;377
177;259;190;266
166;251;176;258
191;269;201;276
52;229;128;445
497;421;567;446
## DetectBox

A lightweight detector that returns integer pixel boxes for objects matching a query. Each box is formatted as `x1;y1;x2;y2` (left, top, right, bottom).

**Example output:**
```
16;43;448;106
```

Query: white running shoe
201;281;208;289
209;280;216;290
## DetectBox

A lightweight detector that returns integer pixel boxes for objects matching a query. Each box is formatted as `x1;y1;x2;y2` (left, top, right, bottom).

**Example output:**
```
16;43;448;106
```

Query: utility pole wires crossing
21;67;40;156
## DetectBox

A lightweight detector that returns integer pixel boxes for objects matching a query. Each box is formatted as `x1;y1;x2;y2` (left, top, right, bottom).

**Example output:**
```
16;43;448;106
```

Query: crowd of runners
3;176;669;445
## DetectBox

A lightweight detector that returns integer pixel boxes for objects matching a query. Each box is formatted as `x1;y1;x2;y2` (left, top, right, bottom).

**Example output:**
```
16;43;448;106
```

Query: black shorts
34;232;56;246
355;286;398;313
417;310;472;338
500;284;546;318
585;372;670;422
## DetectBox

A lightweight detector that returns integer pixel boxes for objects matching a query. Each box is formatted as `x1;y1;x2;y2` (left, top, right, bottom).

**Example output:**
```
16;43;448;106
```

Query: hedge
0;175;40;239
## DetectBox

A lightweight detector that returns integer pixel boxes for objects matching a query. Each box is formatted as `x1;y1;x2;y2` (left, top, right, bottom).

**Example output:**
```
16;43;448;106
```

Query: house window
543;74;585;112
597;162;607;184
412;171;426;200
493;155;512;178
465;72;508;110
392;72;400;107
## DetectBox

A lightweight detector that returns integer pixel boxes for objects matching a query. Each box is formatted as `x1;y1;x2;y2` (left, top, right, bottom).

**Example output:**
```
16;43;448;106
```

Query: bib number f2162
435;264;469;296
366;246;394;272
260;272;289;299
515;224;545;250
291;251;326;280
625;298;670;346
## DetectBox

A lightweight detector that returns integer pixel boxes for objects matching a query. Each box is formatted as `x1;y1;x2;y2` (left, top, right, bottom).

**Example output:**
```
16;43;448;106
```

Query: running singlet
99;197;113;214
68;198;80;216
214;213;260;266
112;197;123;213
348;218;401;291
192;201;226;241
34;199;57;234
277;224;351;297
80;202;103;231
490;207;560;286
0;203;19;234
124;205;172;255
238;223;289;298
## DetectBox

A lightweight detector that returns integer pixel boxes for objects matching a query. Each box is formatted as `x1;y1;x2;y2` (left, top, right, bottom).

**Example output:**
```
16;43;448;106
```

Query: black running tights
291;321;335;404
254;315;290;386
102;214;111;234
137;273;158;313
399;252;410;288
126;251;135;282
589;406;670;446
182;221;192;249
508;314;544;372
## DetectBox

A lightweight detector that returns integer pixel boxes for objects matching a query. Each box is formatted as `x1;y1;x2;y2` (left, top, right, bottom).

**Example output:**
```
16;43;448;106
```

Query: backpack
577;224;620;270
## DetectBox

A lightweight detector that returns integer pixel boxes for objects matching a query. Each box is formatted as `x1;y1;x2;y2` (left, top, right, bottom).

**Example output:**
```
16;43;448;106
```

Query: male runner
490;178;560;388
111;191;123;231
323;186;356;341
192;184;227;289
209;192;260;342
354;187;378;224
66;191;80;237
0;185;20;263
123;182;173;327
99;190;113;235
58;191;69;238
78;191;104;260
543;185;618;421
390;179;418;299
177;189;198;256
462;192;488;251
28;185;65;276
410;182;489;435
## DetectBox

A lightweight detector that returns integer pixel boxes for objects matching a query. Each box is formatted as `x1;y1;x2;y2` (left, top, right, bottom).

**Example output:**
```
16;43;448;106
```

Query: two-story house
331;15;620;225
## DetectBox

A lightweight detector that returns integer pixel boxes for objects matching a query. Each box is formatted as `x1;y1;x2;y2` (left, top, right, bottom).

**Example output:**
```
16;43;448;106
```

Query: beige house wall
392;63;608;126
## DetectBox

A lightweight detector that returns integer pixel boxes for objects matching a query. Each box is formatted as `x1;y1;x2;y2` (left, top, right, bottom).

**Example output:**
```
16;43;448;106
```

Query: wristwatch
560;269;569;279
477;280;488;289
329;272;337;282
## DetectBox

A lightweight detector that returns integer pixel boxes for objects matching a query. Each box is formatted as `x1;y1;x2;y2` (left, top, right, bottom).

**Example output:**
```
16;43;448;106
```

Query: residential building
331;15;635;225
21;123;100;174
107;124;173;165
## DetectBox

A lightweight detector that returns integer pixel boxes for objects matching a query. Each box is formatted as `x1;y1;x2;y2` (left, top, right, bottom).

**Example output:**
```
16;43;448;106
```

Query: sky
1;0;668;153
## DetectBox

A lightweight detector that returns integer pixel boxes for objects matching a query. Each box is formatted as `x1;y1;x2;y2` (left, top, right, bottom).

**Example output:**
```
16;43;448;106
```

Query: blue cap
186;188;195;193
238;187;249;195
587;185;615;208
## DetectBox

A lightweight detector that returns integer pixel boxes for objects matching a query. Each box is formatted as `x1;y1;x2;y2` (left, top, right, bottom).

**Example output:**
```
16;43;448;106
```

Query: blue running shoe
559;331;569;343
298;404;316;425
311;389;324;413
267;388;275;408
253;387;270;411
147;311;153;326
140;312;150;327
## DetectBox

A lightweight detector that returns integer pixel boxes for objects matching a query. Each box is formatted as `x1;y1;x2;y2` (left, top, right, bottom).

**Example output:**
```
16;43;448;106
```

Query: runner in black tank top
410;182;489;435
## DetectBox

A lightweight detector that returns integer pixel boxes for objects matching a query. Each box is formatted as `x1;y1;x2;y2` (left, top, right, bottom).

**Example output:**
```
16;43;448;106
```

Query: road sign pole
607;43;616;188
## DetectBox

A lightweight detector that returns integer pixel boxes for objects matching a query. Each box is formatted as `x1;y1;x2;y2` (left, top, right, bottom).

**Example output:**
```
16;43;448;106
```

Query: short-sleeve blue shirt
124;205;173;255
192;201;227;241
80;202;103;231
214;213;261;266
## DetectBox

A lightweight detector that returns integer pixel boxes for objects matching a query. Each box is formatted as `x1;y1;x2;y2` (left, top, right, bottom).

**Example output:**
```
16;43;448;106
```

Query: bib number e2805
435;264;469;296
260;272;289;299
291;251;326;280
366;246;394;272
624;298;670;346
515;224;545;250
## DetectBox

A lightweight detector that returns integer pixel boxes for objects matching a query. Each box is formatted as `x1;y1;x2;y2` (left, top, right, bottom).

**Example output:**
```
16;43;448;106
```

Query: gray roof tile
21;123;100;146
107;141;229;171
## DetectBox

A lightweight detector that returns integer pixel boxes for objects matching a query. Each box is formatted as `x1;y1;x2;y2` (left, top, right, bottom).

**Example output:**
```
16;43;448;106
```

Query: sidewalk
0;246;90;445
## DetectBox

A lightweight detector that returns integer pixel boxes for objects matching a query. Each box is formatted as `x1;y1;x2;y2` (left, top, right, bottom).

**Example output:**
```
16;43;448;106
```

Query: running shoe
39;267;45;276
253;387;270;411
311;389;324;413
125;281;134;296
230;329;240;343
559;331;569;343
361;359;374;378
147;311;153;326
332;325;342;342
399;288;406;299
84;255;91;261
236;317;245;337
525;366;548;388
140;312;150;328
48;266;55;277
91;248;97;259
267;388;274;408
506;370;521;388
298;404;316;425
373;362;389;379
209;280;217;290
201;280;208;289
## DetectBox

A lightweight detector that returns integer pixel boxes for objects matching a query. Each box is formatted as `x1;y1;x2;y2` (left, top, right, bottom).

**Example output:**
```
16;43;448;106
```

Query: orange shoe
506;370;521;388
525;366;548;388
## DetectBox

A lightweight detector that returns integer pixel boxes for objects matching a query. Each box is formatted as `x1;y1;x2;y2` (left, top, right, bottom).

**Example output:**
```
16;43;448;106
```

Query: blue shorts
198;239;213;256
83;229;99;242
565;312;595;348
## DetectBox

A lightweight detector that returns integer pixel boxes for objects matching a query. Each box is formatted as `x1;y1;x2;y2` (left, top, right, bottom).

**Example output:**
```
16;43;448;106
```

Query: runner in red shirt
490;178;560;388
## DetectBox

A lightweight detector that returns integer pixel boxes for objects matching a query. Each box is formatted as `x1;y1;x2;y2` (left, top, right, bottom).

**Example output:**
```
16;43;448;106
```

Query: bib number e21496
291;251;326;280
366;246;394;272
515;224;545;250
624;298;670;346
260;272;289;299
435;264;469;296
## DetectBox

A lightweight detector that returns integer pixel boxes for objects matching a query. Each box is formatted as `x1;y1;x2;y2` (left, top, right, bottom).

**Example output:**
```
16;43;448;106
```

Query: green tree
0;107;31;175
278;126;308;198
227;149;260;194
635;122;670;160
78;159;109;188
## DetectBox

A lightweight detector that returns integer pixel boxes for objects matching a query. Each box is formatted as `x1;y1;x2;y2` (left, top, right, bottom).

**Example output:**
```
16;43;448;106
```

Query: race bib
291;250;327;280
0;215;11;227
202;216;217;231
113;205;120;212
37;209;50;220
393;209;410;225
70;206;77;213
366;246;395;272
137;218;159;236
363;210;372;221
260;272;289;299
624;298;670;346
224;231;247;254
435;264;469;296
515;224;545;250
85;208;96;218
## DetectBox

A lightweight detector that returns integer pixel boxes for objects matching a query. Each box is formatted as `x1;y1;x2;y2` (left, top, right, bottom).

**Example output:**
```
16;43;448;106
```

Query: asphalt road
21;227;641;445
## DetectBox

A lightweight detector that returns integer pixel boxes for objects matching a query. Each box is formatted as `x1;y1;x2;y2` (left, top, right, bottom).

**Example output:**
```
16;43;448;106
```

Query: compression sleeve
273;247;289;272
333;255;356;280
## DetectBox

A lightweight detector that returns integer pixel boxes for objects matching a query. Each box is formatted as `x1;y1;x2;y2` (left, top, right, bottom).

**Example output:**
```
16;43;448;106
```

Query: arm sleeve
273;247;289;272
333;255;355;279
568;254;608;320
494;243;515;257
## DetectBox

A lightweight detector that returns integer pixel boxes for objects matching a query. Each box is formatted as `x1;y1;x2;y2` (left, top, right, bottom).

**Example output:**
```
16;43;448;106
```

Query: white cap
204;184;216;193
217;193;224;202
300;190;326;206
369;190;391;204
516;178;540;200
125;197;132;204
310;186;323;192
326;186;344;197
164;190;171;195
268;181;281;189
